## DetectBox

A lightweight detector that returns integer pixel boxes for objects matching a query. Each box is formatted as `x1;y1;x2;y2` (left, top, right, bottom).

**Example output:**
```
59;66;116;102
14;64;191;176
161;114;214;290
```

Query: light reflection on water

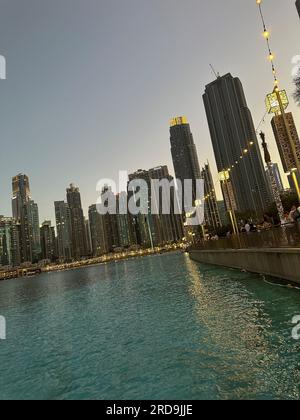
0;252;299;400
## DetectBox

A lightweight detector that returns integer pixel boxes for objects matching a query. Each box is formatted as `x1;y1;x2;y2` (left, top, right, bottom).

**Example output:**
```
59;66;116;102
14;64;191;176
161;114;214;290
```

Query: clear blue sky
0;0;299;223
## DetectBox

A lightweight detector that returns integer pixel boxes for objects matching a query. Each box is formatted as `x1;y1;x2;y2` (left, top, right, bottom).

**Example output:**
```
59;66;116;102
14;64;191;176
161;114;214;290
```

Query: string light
203;1;273;201
204;116;269;202
204;2;291;209
203;139;258;201
256;0;280;90
256;0;300;201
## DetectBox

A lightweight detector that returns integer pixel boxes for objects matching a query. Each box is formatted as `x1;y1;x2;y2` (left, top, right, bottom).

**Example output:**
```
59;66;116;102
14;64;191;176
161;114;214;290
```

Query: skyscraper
271;112;300;173
88;204;110;257
66;184;87;259
12;174;30;220
0;216;21;267
28;200;41;262
116;194;137;249
170;117;201;207
12;174;31;262
54;201;73;262
84;219;93;257
128;166;184;247
201;163;222;231
203;73;271;216
265;163;284;193
271;112;300;195
99;185;121;251
12;174;40;263
128;169;157;248
148;166;184;243
40;221;56;262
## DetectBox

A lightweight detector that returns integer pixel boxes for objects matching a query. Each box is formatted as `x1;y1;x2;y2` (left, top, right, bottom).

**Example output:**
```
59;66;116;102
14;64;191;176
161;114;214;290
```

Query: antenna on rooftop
209;64;220;79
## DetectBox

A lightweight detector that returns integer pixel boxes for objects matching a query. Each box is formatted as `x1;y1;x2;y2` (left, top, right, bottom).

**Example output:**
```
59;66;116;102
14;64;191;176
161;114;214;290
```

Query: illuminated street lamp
266;90;289;115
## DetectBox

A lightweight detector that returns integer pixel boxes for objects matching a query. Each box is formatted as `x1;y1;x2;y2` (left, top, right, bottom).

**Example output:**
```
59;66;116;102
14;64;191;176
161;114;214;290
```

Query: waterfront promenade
190;224;300;284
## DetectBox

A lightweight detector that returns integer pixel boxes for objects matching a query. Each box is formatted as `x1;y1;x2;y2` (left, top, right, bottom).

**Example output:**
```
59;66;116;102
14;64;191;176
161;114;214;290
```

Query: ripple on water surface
0;252;299;400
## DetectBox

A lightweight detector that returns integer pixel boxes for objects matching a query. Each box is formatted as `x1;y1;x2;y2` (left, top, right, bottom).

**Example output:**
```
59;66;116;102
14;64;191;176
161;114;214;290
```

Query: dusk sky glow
0;0;299;222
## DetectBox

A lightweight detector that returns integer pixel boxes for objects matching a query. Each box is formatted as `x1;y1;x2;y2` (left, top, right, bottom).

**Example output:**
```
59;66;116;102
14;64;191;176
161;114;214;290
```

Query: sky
0;0;299;223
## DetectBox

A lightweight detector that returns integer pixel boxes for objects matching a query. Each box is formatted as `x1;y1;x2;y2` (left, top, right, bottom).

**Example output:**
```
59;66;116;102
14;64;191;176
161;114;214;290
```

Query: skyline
0;0;299;222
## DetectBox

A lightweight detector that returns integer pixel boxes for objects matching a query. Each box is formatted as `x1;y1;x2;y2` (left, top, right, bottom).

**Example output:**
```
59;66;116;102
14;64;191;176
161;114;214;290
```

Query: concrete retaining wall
189;248;300;284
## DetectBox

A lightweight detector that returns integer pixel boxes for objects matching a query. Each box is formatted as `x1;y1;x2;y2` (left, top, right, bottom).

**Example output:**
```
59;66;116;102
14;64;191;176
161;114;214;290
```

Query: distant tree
281;192;299;210
293;70;300;106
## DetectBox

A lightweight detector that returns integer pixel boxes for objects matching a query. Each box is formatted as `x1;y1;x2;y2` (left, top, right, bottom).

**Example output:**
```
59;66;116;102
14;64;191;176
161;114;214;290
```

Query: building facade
266;163;284;193
88;204;110;257
271;112;300;173
0;217;21;267
55;201;73;262
28;200;41;263
11;174;41;263
66;184;87;260
148;166;184;243
40;221;56;262
128;166;184;247
203;73;272;216
170;117;201;209
84;219;93;257
201;163;222;232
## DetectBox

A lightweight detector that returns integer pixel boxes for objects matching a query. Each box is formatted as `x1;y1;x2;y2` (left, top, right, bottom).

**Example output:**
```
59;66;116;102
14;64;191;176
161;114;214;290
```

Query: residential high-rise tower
203;73;272;216
170;117;201;209
66;184;87;259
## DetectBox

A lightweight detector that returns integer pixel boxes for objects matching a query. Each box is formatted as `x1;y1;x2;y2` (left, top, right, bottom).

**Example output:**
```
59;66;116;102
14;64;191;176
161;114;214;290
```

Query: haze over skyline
0;0;299;222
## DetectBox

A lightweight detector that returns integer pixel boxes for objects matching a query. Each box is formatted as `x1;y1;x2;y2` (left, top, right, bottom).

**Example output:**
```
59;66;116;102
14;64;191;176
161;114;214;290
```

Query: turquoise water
0;252;299;400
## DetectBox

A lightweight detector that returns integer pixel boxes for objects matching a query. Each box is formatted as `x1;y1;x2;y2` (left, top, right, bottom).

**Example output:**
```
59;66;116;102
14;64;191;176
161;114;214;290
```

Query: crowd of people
231;205;300;237
282;205;300;225
213;204;300;241
201;204;300;243
198;205;300;248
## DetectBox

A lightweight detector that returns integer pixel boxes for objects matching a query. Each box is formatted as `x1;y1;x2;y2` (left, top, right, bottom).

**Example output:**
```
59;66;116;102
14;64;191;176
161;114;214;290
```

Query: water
0;252;299;400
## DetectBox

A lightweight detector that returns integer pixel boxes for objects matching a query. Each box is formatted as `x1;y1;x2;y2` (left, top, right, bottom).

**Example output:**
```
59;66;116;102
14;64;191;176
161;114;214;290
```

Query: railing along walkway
193;223;300;251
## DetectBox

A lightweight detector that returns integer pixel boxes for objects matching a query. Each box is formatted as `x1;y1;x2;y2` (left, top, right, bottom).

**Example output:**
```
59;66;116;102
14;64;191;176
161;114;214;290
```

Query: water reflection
0;252;299;400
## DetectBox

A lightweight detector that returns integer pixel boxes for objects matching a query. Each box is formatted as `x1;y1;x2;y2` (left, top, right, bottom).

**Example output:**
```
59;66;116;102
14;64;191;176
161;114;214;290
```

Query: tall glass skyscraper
12;174;30;220
12;174;40;263
66;184;87;259
88;204;110;256
55;201;73;262
40;221;56;262
203;73;272;216
128;166;184;247
0;217;20;267
170;117;201;207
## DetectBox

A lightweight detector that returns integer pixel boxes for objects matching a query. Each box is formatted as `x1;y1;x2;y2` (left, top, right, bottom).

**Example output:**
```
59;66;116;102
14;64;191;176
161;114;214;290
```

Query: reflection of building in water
185;256;270;369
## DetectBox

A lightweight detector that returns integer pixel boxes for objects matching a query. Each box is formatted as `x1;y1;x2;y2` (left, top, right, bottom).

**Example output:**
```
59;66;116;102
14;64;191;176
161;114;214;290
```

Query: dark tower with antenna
203;73;272;216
